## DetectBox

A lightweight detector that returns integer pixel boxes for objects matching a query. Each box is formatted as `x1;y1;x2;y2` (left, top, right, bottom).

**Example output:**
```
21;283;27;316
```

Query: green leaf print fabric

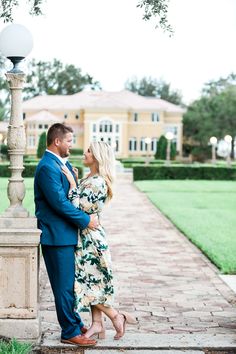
68;175;114;313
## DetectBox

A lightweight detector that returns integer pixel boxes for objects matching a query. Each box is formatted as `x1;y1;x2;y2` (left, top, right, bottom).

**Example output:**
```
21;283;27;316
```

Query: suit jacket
34;151;90;246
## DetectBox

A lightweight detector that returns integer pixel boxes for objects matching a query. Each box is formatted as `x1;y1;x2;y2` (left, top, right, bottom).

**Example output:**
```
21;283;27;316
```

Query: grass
135;180;236;274
0;338;32;354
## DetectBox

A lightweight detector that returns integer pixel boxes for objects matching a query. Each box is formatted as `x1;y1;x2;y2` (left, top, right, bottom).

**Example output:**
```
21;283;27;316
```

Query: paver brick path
40;173;236;344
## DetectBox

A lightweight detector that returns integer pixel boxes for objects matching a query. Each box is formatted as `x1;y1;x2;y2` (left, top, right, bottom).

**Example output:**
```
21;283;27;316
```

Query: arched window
99;120;113;133
151;138;158;152
129;137;137;151
140;137;147;151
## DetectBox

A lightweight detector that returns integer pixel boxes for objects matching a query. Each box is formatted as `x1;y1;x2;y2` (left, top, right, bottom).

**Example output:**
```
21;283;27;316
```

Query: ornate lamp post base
0;217;41;342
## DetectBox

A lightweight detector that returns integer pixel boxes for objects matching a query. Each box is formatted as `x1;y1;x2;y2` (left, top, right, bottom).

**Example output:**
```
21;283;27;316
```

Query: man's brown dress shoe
61;335;96;346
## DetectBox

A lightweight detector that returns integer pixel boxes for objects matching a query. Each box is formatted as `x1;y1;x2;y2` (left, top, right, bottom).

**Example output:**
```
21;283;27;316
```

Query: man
34;123;97;347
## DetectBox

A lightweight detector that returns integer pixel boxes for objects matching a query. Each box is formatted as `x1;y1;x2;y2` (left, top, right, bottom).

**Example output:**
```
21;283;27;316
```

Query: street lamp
165;131;174;165
144;137;151;165
0;23;33;216
0;133;3;161
0;24;41;343
209;136;217;164
224;134;232;167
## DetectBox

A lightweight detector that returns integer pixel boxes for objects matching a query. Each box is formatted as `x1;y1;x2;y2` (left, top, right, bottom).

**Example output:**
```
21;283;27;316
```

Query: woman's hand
72;167;79;181
61;166;77;189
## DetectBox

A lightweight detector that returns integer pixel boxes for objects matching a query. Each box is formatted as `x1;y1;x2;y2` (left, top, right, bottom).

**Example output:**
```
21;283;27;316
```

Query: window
93;124;96;133
140;138;148;151
23;112;26;120
115;136;119;152
39;124;43;129
151;112;159;122
115;124;119;133
151;138;158;152
129;138;137;151
165;126;178;135
73;136;76;145
44;124;48;129
64;113;68;119
75;114;79;119
133;113;138;122
28;135;35;147
99;120;113;133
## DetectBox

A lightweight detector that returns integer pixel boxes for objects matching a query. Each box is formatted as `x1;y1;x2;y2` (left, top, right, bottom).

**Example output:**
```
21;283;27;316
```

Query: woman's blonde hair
89;141;115;200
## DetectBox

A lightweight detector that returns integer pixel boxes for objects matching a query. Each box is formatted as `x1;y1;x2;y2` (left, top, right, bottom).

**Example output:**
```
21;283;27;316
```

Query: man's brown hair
47;123;73;146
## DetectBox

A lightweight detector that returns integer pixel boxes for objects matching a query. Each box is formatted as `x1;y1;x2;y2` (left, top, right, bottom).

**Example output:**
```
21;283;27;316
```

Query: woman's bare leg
84;305;105;339
93;304;125;339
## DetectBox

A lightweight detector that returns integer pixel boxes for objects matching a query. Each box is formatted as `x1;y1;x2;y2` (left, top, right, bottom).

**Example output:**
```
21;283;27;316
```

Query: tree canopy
24;58;101;99
183;73;236;157
0;0;172;33
125;76;183;105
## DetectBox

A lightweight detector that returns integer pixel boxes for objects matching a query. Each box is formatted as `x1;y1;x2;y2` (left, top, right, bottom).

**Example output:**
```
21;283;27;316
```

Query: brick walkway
39;173;236;350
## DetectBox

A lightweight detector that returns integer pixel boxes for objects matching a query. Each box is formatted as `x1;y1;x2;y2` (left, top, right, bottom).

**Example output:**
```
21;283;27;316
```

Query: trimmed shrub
191;145;211;162
0;163;83;178
70;148;83;155
155;135;176;160
37;132;47;158
133;165;236;181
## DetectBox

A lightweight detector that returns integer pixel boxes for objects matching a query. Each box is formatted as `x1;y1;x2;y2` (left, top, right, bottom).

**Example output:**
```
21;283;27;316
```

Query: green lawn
0;178;35;215
135;180;236;274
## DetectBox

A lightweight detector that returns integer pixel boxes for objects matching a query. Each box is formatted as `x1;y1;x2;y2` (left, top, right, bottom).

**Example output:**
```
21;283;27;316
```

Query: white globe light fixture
210;136;217;145
0;23;33;72
224;135;232;143
144;137;151;145
165;131;174;141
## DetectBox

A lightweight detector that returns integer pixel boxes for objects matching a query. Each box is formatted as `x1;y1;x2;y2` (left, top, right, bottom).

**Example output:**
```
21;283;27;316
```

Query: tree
0;0;172;33
24;58;101;99
125;76;183;105
155;135;176;160
0;0;43;22
183;73;236;159
37;131;46;158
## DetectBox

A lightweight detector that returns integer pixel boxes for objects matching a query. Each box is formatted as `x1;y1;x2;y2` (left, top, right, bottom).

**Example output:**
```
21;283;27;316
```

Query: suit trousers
42;245;84;339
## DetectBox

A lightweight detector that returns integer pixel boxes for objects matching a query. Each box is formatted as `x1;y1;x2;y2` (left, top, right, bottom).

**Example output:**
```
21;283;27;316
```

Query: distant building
18;90;184;158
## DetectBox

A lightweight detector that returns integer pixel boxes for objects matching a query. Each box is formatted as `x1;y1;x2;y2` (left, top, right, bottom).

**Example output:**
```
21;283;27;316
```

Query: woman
62;141;135;340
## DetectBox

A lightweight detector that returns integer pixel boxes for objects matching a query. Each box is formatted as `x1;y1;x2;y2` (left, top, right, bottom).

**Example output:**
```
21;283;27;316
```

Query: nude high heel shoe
112;311;136;340
85;320;106;340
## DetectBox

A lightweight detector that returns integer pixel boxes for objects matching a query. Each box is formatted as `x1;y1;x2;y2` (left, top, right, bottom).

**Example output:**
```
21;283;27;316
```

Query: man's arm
37;164;90;229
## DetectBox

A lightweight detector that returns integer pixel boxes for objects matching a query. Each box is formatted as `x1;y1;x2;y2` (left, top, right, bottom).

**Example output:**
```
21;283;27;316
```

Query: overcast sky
1;0;236;104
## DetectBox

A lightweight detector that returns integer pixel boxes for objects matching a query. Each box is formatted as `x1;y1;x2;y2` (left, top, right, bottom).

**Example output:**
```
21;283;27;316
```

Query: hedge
70;148;83;155
133;165;236;181
0;163;83;178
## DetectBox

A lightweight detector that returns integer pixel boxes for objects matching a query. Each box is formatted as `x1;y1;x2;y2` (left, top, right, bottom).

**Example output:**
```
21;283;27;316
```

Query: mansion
1;90;185;158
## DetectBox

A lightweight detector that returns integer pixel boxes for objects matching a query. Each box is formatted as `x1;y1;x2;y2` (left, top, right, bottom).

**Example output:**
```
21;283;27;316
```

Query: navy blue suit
34;151;90;339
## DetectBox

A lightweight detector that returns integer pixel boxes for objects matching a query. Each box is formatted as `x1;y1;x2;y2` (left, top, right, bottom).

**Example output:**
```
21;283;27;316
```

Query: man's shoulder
36;154;61;174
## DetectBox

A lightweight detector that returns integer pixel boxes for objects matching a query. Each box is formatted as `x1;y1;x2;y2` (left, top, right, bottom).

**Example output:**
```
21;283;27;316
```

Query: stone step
35;332;236;353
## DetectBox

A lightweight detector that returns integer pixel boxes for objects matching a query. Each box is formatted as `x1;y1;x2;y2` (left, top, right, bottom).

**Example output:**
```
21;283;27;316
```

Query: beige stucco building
6;90;184;158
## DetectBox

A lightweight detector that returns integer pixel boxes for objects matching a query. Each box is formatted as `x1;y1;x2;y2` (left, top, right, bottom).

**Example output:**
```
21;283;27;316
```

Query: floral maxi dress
68;174;114;313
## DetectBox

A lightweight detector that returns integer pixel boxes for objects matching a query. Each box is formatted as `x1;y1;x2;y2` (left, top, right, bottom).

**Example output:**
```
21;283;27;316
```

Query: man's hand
88;214;99;230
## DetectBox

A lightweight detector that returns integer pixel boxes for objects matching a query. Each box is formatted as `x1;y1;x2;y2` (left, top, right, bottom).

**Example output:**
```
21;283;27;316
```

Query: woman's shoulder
91;174;106;187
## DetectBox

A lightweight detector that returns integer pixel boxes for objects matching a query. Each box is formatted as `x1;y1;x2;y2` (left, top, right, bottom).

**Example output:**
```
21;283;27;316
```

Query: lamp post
0;24;41;342
0;24;33;216
144;137;151;165
0;133;3;161
209;136;217;164
165;131;174;165
224;134;232;167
